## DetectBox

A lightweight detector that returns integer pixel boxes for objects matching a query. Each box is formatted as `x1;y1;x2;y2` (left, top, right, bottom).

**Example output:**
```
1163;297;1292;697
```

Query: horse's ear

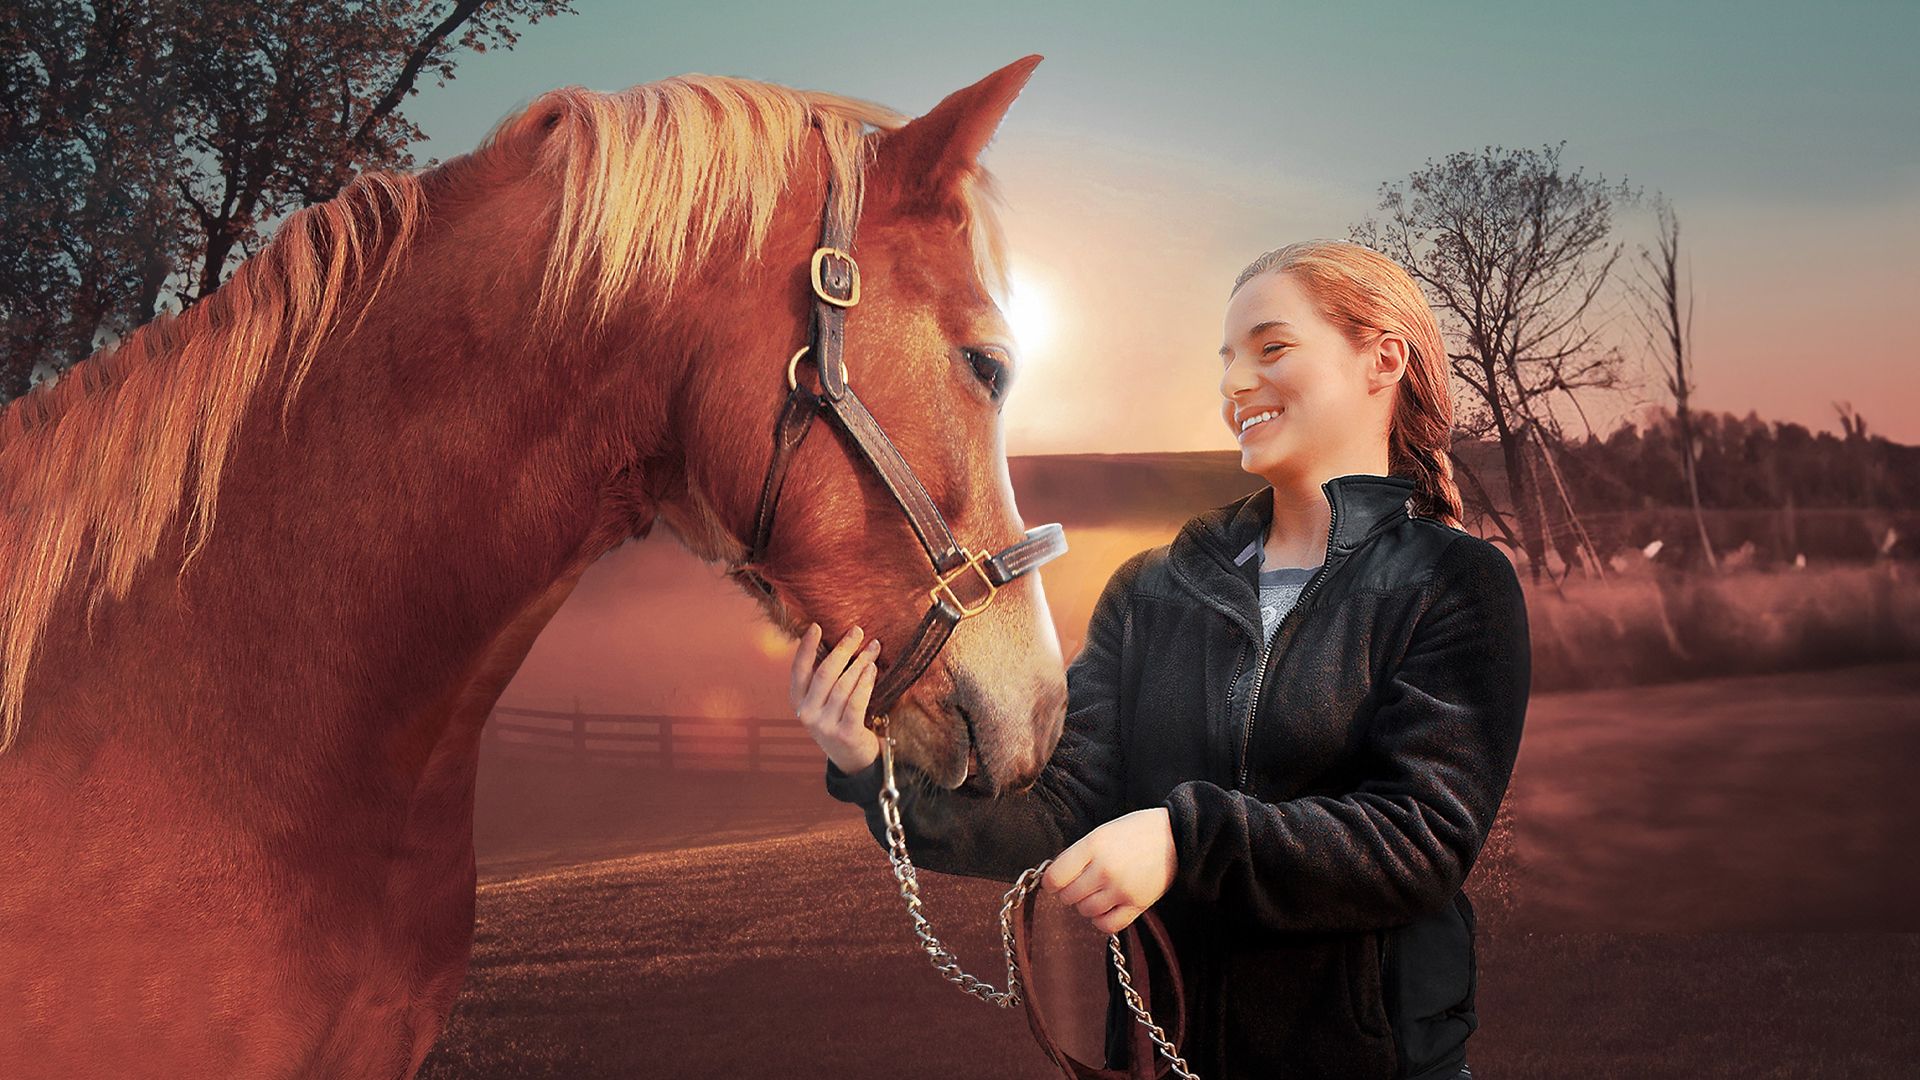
869;54;1042;216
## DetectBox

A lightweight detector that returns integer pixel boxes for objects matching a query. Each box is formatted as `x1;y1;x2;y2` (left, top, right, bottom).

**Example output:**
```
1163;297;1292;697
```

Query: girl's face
1217;269;1399;486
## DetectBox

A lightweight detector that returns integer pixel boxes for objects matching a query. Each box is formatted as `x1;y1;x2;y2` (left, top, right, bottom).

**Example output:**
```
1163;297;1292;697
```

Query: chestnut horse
0;56;1067;1077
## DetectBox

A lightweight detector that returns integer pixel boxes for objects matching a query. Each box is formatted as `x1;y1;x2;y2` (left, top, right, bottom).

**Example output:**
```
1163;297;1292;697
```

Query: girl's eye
1262;343;1290;356
963;347;1009;401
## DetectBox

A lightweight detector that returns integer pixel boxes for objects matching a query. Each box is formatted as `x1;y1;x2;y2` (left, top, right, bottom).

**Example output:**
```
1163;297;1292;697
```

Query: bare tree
1354;141;1638;582
1833;400;1885;510
1628;194;1717;571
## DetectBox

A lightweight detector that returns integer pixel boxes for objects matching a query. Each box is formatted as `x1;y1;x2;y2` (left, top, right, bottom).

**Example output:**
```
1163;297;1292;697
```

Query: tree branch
351;0;489;148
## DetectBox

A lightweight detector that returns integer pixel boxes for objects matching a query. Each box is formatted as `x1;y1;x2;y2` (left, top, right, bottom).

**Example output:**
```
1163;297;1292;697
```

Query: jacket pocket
1452;891;1479;1024
1219;930;1397;1077
1384;895;1478;1076
1349;929;1392;1039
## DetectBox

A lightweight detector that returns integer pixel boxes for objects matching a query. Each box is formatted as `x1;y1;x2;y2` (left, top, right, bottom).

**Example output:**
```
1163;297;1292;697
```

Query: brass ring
786;344;849;393
787;346;810;392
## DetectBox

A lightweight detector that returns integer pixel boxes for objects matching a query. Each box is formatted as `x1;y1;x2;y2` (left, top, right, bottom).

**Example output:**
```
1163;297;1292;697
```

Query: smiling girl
799;239;1529;1080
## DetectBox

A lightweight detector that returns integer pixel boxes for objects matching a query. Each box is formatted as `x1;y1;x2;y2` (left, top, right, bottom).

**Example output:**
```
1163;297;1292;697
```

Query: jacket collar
1165;472;1417;642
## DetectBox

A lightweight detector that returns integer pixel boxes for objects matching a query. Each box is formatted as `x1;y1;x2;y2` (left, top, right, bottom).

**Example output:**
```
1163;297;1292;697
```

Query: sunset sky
407;0;1918;448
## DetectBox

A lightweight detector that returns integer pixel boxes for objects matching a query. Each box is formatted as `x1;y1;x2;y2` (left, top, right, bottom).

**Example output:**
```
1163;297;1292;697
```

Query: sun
1004;267;1056;362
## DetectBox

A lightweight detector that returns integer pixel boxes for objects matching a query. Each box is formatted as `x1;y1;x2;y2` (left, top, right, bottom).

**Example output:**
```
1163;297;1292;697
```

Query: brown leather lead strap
1012;887;1190;1080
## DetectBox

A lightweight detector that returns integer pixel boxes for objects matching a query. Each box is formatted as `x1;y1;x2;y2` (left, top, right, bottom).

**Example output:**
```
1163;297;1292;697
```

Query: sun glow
1004;267;1057;363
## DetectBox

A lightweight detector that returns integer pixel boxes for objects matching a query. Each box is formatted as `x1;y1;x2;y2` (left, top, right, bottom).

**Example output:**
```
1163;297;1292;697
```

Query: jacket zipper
1235;493;1341;791
1224;639;1248;709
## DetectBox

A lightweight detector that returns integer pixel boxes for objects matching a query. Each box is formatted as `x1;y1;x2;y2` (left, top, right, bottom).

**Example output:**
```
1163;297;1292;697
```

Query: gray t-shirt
1256;552;1320;640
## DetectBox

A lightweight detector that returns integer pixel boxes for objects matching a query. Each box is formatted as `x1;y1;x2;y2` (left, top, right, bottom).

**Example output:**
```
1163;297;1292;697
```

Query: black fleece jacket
826;473;1531;1080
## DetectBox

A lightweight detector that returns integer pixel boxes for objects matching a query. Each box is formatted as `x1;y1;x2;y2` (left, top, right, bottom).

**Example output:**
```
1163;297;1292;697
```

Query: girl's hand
1042;808;1179;935
791;622;883;775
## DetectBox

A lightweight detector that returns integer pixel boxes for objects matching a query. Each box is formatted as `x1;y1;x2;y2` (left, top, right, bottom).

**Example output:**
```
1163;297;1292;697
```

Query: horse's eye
962;347;1008;401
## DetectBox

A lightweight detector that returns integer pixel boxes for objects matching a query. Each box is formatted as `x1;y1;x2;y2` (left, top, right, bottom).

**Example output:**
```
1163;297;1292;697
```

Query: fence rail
485;703;820;773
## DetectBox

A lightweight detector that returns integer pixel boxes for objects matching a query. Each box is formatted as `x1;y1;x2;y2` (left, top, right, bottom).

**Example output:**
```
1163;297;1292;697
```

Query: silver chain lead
875;722;1032;1007
1108;933;1199;1079
873;723;1199;1079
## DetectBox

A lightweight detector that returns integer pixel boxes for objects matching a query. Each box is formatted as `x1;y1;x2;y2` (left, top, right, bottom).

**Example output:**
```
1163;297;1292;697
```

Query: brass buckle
810;246;860;307
787;345;848;392
930;548;998;618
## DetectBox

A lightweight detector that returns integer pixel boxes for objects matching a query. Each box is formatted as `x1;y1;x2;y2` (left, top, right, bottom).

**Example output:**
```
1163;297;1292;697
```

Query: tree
1353;142;1639;582
1;0;576;402
1628;194;1717;571
1833;400;1887;510
1;2;179;390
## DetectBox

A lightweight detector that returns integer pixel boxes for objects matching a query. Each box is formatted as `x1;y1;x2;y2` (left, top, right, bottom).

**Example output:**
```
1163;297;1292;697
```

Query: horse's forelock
502;77;895;331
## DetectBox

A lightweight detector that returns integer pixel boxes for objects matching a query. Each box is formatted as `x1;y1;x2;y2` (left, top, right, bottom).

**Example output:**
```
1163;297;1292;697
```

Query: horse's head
732;56;1068;794
497;57;1067;792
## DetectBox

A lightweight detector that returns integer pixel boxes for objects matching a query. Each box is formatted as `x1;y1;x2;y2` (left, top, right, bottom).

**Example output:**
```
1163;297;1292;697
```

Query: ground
418;660;1920;1079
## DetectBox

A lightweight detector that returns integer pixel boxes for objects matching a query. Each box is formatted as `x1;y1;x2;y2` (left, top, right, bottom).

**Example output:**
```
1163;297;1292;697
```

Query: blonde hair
1231;239;1463;528
0;73;1009;755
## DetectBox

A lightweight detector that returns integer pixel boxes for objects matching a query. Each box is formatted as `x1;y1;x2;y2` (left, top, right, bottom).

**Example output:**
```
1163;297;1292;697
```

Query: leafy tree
1;0;575;402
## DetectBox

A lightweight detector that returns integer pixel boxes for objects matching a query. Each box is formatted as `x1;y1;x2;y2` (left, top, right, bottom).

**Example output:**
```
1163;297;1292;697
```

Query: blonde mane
0;73;1013;754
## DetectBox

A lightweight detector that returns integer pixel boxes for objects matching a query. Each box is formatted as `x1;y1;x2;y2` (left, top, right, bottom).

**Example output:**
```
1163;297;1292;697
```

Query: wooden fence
484;702;821;773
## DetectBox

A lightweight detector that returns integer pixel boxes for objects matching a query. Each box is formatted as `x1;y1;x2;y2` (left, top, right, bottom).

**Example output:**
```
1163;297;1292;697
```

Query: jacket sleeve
823;549;1146;884
1162;534;1530;931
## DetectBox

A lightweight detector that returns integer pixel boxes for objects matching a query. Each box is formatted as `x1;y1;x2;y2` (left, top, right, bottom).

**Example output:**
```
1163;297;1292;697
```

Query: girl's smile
1237;408;1284;440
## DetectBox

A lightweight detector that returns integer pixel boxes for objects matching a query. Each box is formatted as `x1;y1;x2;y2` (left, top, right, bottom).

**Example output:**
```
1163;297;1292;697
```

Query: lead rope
872;718;1200;1080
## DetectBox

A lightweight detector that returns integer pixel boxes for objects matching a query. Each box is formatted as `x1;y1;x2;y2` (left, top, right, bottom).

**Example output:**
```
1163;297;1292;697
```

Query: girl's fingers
1073;886;1122;921
845;655;878;731
1093;905;1140;936
802;625;867;714
823;640;880;718
1043;845;1094;899
788;622;822;705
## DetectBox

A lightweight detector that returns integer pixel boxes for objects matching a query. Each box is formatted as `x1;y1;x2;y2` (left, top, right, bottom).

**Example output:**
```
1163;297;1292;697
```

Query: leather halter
725;133;1070;726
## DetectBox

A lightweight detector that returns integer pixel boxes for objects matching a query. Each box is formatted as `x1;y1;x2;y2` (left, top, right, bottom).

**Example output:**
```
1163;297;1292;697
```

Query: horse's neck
70;302;643;816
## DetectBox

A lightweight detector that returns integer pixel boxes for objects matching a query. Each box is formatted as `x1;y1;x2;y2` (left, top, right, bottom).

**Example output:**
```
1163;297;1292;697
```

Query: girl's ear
867;55;1042;219
1374;331;1413;388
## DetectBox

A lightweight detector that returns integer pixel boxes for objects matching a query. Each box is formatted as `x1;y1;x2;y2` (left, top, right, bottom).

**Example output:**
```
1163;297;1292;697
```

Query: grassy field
421;661;1920;1078
1520;560;1920;692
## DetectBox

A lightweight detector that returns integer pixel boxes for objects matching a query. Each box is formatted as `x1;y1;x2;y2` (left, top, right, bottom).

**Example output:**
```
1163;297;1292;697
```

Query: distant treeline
1518;406;1910;514
1460;407;1915;567
1008;407;1916;566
